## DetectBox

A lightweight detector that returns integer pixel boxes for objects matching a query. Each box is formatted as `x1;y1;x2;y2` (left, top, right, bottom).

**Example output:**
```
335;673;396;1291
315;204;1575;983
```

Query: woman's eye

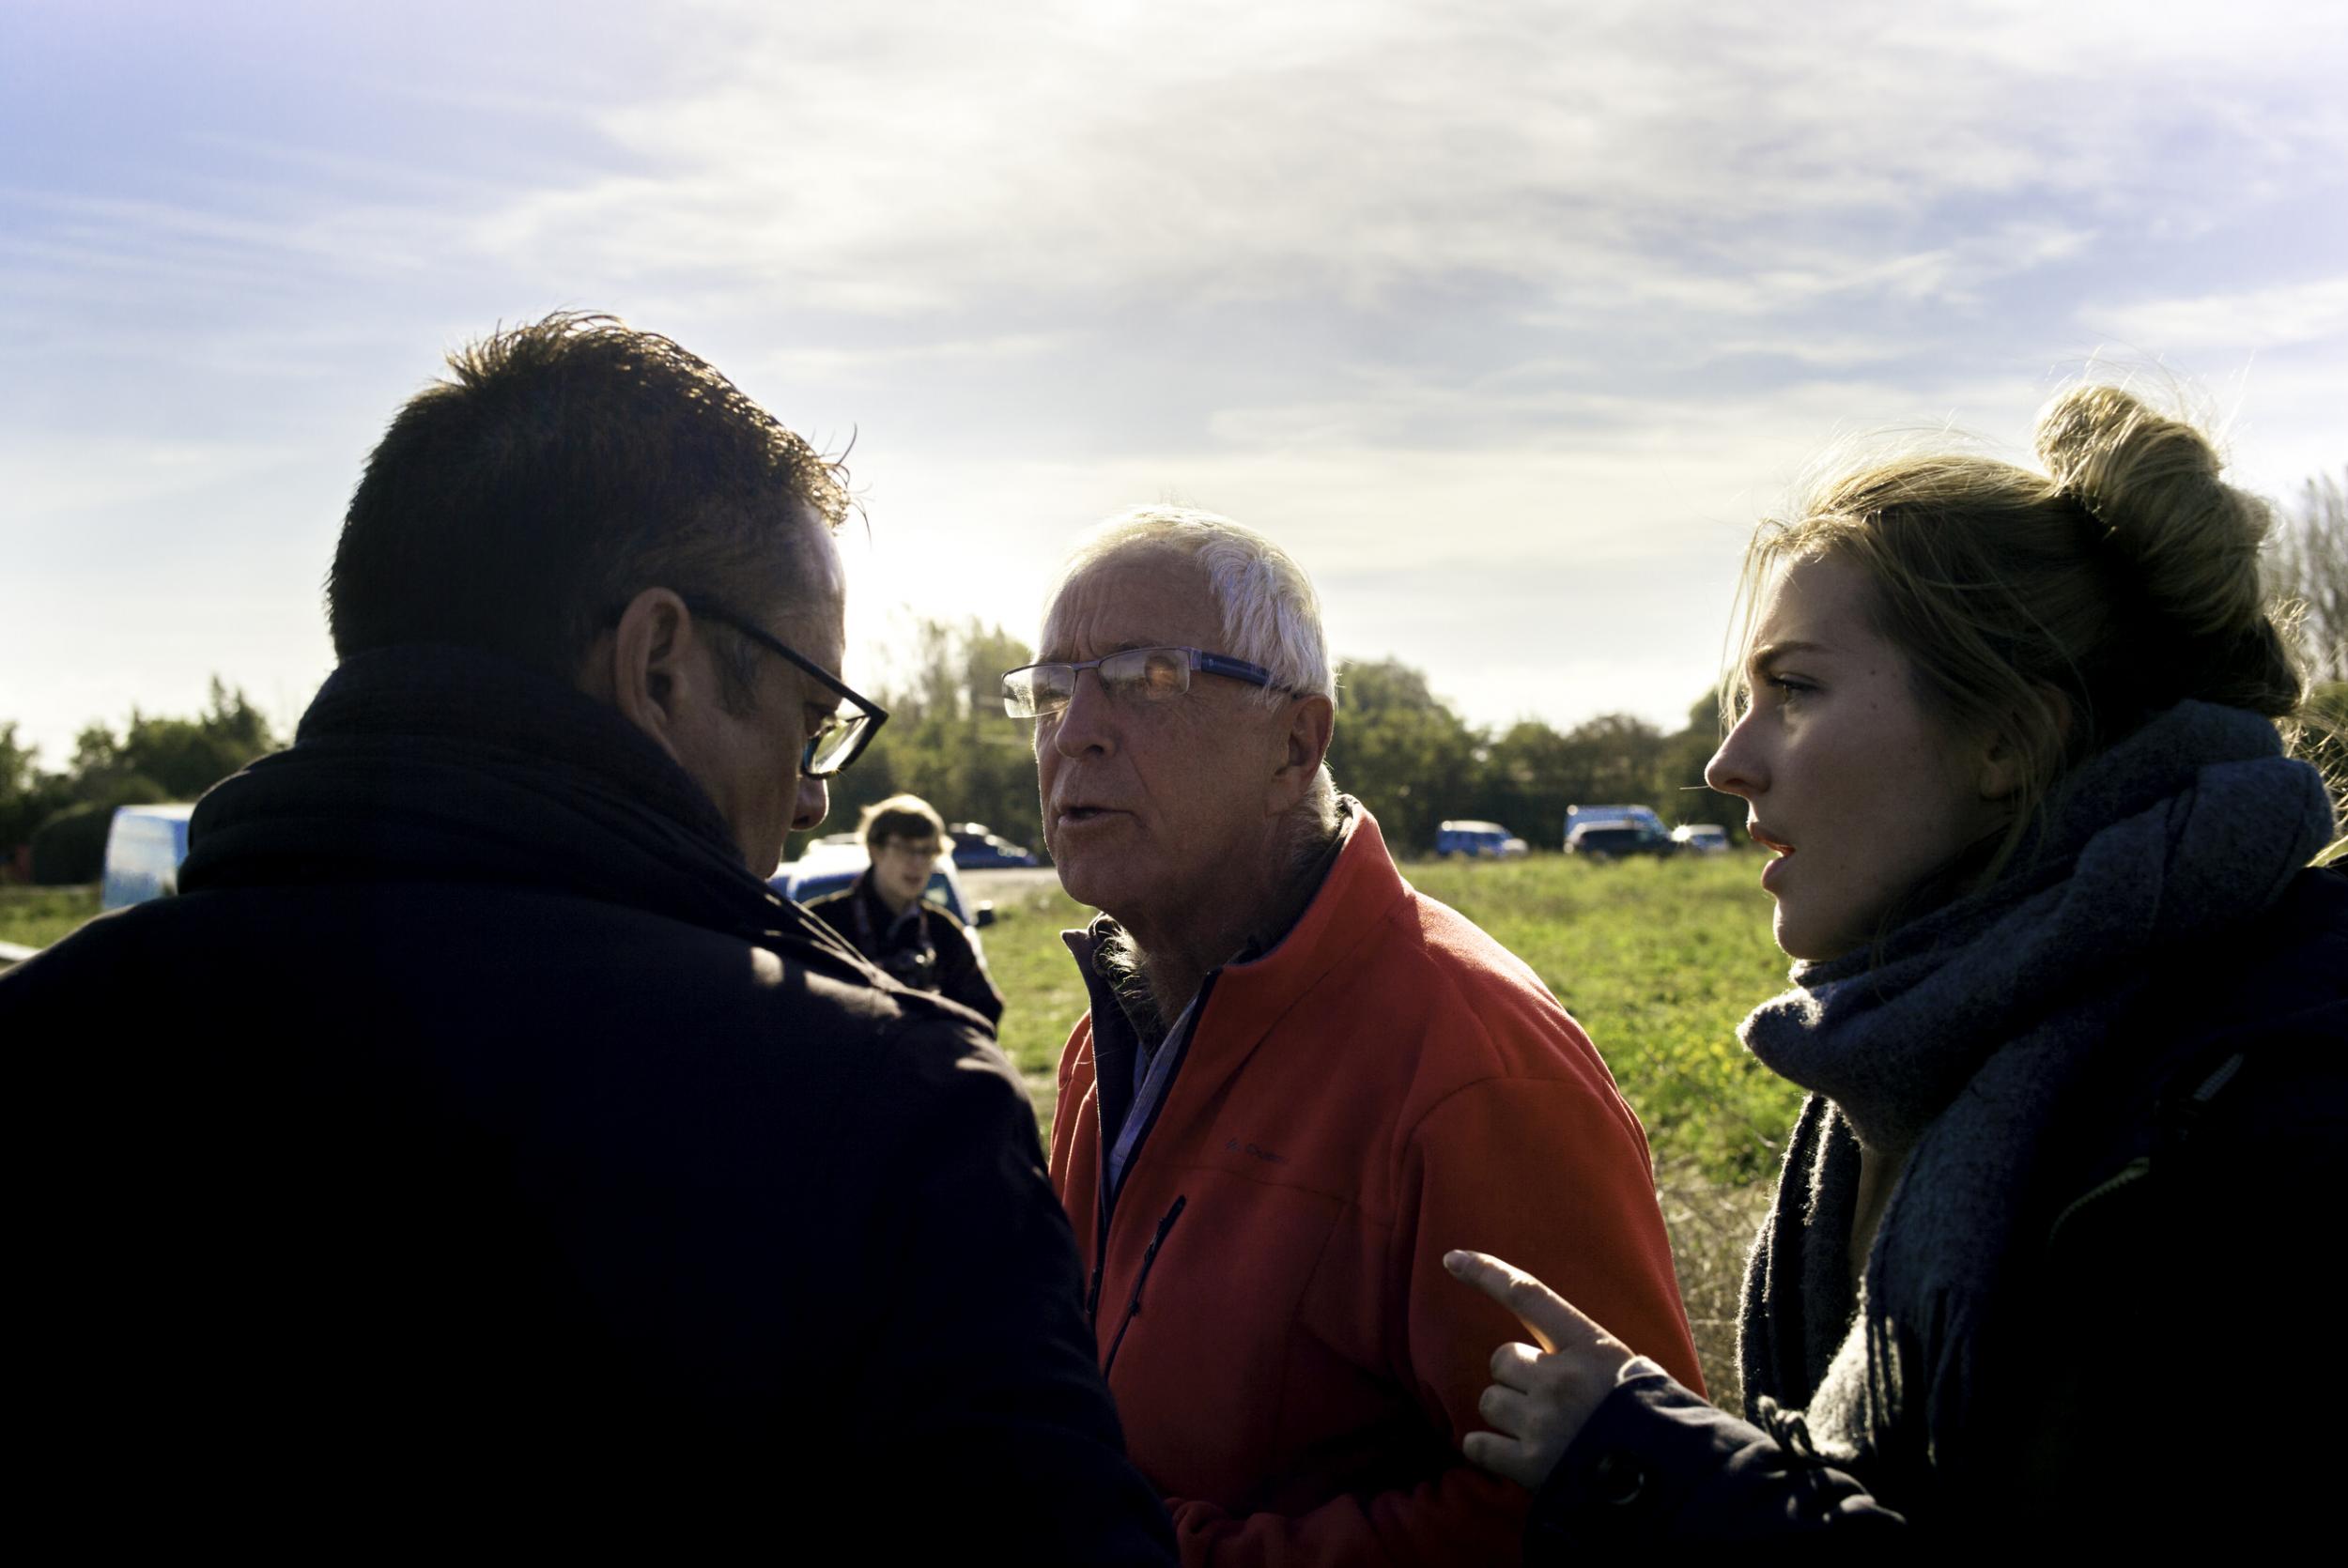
1768;675;1815;700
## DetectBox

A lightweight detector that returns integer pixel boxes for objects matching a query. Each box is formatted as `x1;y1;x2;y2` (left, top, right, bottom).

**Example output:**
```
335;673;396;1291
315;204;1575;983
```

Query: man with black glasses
1010;506;1700;1567
2;314;1172;1560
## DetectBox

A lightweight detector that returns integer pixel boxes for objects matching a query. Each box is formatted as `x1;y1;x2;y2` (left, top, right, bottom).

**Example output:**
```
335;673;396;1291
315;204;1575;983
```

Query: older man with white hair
1008;507;1703;1565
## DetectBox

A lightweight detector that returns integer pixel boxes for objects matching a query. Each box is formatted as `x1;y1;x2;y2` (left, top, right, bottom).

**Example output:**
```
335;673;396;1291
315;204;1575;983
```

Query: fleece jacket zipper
1101;1195;1188;1381
1088;968;1219;1328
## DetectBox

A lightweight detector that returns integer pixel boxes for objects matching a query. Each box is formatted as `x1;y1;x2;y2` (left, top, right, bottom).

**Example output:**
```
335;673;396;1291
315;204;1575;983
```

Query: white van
100;804;195;911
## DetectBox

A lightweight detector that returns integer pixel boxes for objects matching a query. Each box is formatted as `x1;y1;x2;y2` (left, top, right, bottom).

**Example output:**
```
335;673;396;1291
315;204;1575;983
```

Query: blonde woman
1449;386;2344;1547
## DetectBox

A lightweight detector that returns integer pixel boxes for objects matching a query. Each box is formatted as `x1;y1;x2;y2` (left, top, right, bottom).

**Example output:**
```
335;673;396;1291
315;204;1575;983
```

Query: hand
1444;1249;1636;1490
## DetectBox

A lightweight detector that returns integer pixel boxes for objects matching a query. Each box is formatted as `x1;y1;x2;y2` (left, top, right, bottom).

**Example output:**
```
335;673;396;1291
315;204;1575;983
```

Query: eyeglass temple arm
1194;651;1275;686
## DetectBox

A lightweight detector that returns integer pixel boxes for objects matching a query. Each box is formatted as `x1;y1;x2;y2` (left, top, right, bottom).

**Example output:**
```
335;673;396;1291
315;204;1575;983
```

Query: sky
4;0;2344;767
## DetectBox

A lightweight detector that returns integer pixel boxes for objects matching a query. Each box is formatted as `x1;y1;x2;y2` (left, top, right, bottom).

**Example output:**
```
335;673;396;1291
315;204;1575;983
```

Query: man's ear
599;588;698;765
1268;693;1336;810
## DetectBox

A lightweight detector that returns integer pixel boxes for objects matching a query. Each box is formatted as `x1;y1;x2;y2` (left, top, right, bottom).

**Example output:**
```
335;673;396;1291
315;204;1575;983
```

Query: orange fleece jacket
1049;809;1703;1566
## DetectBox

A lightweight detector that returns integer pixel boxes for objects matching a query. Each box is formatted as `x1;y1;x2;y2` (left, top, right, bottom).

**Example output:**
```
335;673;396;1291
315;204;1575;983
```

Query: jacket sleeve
1522;1365;1904;1554
1528;996;2348;1550
860;1014;1175;1566
1163;1073;1705;1565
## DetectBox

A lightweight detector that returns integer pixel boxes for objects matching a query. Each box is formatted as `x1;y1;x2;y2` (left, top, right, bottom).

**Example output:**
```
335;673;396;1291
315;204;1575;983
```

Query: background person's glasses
620;594;888;776
1001;646;1277;718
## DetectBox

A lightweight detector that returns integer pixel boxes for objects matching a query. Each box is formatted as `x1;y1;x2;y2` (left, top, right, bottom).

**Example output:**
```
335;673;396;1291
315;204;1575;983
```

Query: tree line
808;469;2348;857
8;471;2339;880
1;680;280;883
802;623;1744;861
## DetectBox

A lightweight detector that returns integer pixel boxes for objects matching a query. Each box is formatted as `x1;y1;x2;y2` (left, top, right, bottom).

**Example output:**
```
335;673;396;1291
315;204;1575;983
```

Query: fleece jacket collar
1062;803;1410;1202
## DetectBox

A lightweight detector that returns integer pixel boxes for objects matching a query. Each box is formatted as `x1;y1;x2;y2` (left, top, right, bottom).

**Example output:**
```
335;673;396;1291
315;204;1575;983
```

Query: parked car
1562;803;1667;850
771;842;994;956
100;804;195;911
947;824;1041;869
1566;822;1676;862
1434;821;1530;859
1671;823;1731;854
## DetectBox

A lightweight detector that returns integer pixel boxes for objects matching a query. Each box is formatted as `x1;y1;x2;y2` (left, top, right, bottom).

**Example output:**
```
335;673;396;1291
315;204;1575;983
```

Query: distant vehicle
1671;823;1731;854
1434;821;1530;859
1567;824;1676;862
1564;805;1676;862
1563;804;1666;849
771;841;994;957
948;824;1041;869
100;804;195;911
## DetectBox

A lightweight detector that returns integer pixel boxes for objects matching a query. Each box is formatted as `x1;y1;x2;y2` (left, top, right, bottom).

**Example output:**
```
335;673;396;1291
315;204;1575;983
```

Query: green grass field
4;853;1800;1404
0;884;100;950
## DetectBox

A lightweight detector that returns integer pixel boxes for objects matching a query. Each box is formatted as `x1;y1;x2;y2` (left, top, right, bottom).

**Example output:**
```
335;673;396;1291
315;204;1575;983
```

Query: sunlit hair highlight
330;311;851;700
1049;506;1337;705
857;793;946;849
1724;384;2306;888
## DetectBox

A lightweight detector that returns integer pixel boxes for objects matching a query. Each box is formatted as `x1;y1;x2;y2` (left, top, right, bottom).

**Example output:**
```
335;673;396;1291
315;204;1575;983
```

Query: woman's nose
1705;713;1764;800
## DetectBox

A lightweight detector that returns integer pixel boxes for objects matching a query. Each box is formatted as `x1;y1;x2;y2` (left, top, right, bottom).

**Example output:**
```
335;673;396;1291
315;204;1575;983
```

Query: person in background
1448;384;2346;1551
806;792;1005;1026
1012;505;1702;1566
0;313;1173;1560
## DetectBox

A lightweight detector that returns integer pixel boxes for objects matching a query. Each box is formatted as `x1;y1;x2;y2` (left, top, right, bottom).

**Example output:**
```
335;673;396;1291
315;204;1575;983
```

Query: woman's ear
1976;685;2072;802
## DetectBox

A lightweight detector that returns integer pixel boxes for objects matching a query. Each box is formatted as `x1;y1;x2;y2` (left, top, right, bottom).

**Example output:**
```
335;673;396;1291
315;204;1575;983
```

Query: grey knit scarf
1735;700;2334;1502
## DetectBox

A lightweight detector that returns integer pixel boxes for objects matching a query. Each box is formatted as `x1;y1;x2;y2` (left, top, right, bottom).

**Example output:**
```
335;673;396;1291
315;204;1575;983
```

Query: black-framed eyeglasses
609;594;888;776
1001;645;1279;719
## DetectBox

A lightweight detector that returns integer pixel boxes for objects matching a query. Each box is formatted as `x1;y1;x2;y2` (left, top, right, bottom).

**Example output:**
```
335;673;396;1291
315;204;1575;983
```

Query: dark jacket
807;872;1005;1027
1527;864;2348;1554
2;646;1174;1560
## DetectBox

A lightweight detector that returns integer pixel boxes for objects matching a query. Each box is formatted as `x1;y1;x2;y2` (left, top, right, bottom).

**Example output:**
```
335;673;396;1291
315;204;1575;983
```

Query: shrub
29;775;170;884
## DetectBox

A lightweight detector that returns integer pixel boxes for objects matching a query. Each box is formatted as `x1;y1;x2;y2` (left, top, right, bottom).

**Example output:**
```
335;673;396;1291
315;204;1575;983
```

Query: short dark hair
857;794;947;849
328;312;850;684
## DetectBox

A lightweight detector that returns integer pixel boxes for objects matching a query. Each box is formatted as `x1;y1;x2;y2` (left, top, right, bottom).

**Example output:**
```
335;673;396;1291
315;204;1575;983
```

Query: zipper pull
1142;1194;1188;1266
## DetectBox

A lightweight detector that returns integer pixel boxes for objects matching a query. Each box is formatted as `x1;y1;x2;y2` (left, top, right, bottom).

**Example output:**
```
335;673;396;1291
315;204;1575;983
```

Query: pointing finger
1444;1249;1595;1355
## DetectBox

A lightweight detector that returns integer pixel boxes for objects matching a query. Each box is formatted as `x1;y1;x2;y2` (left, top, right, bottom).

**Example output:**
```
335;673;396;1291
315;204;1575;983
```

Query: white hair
1046;505;1337;705
1046;505;1342;838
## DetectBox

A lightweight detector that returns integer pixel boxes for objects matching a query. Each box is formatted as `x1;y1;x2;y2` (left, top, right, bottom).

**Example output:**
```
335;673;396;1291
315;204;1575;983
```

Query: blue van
100;804;195;911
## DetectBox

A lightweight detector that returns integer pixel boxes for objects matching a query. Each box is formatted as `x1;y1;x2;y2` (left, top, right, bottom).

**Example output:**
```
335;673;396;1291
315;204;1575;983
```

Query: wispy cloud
466;1;2341;322
4;0;2342;760
2086;275;2348;352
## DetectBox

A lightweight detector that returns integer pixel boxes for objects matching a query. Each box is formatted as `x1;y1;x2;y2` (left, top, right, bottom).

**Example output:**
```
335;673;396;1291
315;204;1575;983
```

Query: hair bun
2032;385;2297;715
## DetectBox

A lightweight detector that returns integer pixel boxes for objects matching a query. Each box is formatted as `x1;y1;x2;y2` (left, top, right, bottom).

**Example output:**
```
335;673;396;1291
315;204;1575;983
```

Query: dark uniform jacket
1;645;1173;1561
806;872;1005;1028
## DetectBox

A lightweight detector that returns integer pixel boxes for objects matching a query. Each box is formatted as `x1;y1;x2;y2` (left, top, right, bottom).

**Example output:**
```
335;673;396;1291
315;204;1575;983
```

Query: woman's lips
1752;825;1794;894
